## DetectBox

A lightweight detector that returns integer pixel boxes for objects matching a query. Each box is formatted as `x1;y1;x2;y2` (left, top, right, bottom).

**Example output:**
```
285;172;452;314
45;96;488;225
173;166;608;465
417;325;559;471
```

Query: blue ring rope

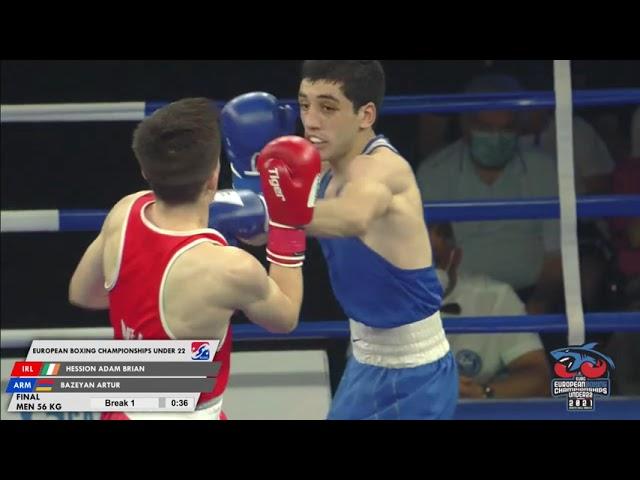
144;88;640;117
230;312;640;340
48;196;640;232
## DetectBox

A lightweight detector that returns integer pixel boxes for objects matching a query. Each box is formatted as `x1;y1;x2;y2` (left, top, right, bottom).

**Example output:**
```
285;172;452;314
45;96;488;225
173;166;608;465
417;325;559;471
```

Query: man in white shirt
416;74;563;315
430;222;551;399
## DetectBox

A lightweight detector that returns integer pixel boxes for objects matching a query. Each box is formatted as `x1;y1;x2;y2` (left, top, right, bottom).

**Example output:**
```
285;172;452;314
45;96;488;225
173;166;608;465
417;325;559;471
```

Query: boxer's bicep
306;180;392;237
340;179;393;221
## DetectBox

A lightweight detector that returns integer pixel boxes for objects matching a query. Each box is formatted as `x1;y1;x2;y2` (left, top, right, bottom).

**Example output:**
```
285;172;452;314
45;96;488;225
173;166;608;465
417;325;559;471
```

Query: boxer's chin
238;233;268;247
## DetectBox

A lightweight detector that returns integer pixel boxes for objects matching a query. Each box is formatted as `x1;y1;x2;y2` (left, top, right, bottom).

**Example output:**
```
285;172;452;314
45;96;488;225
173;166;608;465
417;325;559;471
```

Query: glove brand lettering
268;168;286;201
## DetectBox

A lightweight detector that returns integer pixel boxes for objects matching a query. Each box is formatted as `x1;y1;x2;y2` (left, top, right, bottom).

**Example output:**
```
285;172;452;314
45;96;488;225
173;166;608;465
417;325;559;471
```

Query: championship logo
550;343;614;411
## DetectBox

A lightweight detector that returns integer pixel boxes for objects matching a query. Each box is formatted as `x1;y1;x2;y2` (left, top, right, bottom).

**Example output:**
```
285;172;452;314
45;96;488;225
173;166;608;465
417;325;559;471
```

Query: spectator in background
416;74;563;316
430;222;551;399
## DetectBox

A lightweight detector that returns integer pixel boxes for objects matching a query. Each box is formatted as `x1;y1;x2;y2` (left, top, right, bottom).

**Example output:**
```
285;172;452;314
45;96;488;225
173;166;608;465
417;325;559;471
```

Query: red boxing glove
257;136;321;267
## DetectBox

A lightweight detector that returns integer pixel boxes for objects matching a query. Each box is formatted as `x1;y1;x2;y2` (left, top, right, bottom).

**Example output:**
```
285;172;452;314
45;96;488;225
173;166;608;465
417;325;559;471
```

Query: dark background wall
2;60;639;331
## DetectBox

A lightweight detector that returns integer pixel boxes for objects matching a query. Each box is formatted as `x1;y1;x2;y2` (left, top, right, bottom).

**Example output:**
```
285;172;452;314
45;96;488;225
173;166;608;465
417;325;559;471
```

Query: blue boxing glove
221;92;297;193
209;189;268;246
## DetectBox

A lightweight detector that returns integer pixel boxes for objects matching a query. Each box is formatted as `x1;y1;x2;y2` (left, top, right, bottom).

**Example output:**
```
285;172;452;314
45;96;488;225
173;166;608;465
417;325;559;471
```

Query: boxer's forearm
265;264;303;332
269;265;303;308
489;364;551;398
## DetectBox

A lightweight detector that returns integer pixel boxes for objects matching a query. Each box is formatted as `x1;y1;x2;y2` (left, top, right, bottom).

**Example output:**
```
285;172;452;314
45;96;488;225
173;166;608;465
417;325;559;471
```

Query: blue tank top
316;135;443;328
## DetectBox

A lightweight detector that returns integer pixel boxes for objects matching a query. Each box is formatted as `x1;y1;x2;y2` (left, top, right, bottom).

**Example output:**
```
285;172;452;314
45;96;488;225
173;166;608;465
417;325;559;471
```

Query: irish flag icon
40;363;61;376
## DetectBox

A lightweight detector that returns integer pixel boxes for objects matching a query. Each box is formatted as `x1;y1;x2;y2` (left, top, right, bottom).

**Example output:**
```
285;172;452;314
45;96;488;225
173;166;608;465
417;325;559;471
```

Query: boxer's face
299;79;372;163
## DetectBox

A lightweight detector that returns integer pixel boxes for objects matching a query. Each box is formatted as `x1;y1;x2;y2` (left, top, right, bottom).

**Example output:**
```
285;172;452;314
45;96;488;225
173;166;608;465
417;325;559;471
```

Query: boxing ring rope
2;196;640;233
2;88;640;122
3;84;639;419
2;313;639;349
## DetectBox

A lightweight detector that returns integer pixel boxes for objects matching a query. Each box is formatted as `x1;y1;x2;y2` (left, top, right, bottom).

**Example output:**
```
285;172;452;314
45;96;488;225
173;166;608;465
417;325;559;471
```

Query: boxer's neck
147;193;212;231
330;130;375;177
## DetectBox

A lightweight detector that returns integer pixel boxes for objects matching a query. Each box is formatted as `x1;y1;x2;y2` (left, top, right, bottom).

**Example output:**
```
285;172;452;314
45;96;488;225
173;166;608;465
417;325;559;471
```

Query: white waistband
350;311;450;368
123;395;223;421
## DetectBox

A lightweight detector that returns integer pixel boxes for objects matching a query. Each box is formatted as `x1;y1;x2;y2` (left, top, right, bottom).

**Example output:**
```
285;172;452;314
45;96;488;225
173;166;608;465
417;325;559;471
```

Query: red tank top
107;192;232;404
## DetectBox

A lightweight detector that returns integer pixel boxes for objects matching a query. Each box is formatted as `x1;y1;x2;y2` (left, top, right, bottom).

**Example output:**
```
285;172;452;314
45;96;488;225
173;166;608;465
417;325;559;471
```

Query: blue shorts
327;351;459;420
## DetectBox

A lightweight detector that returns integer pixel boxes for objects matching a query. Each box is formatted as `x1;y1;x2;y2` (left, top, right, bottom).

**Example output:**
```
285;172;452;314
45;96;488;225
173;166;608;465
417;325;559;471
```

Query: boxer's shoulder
104;190;151;231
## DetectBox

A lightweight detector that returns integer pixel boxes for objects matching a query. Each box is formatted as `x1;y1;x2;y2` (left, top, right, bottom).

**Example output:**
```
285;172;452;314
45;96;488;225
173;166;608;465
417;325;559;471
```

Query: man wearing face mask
429;223;551;398
416;74;563;317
